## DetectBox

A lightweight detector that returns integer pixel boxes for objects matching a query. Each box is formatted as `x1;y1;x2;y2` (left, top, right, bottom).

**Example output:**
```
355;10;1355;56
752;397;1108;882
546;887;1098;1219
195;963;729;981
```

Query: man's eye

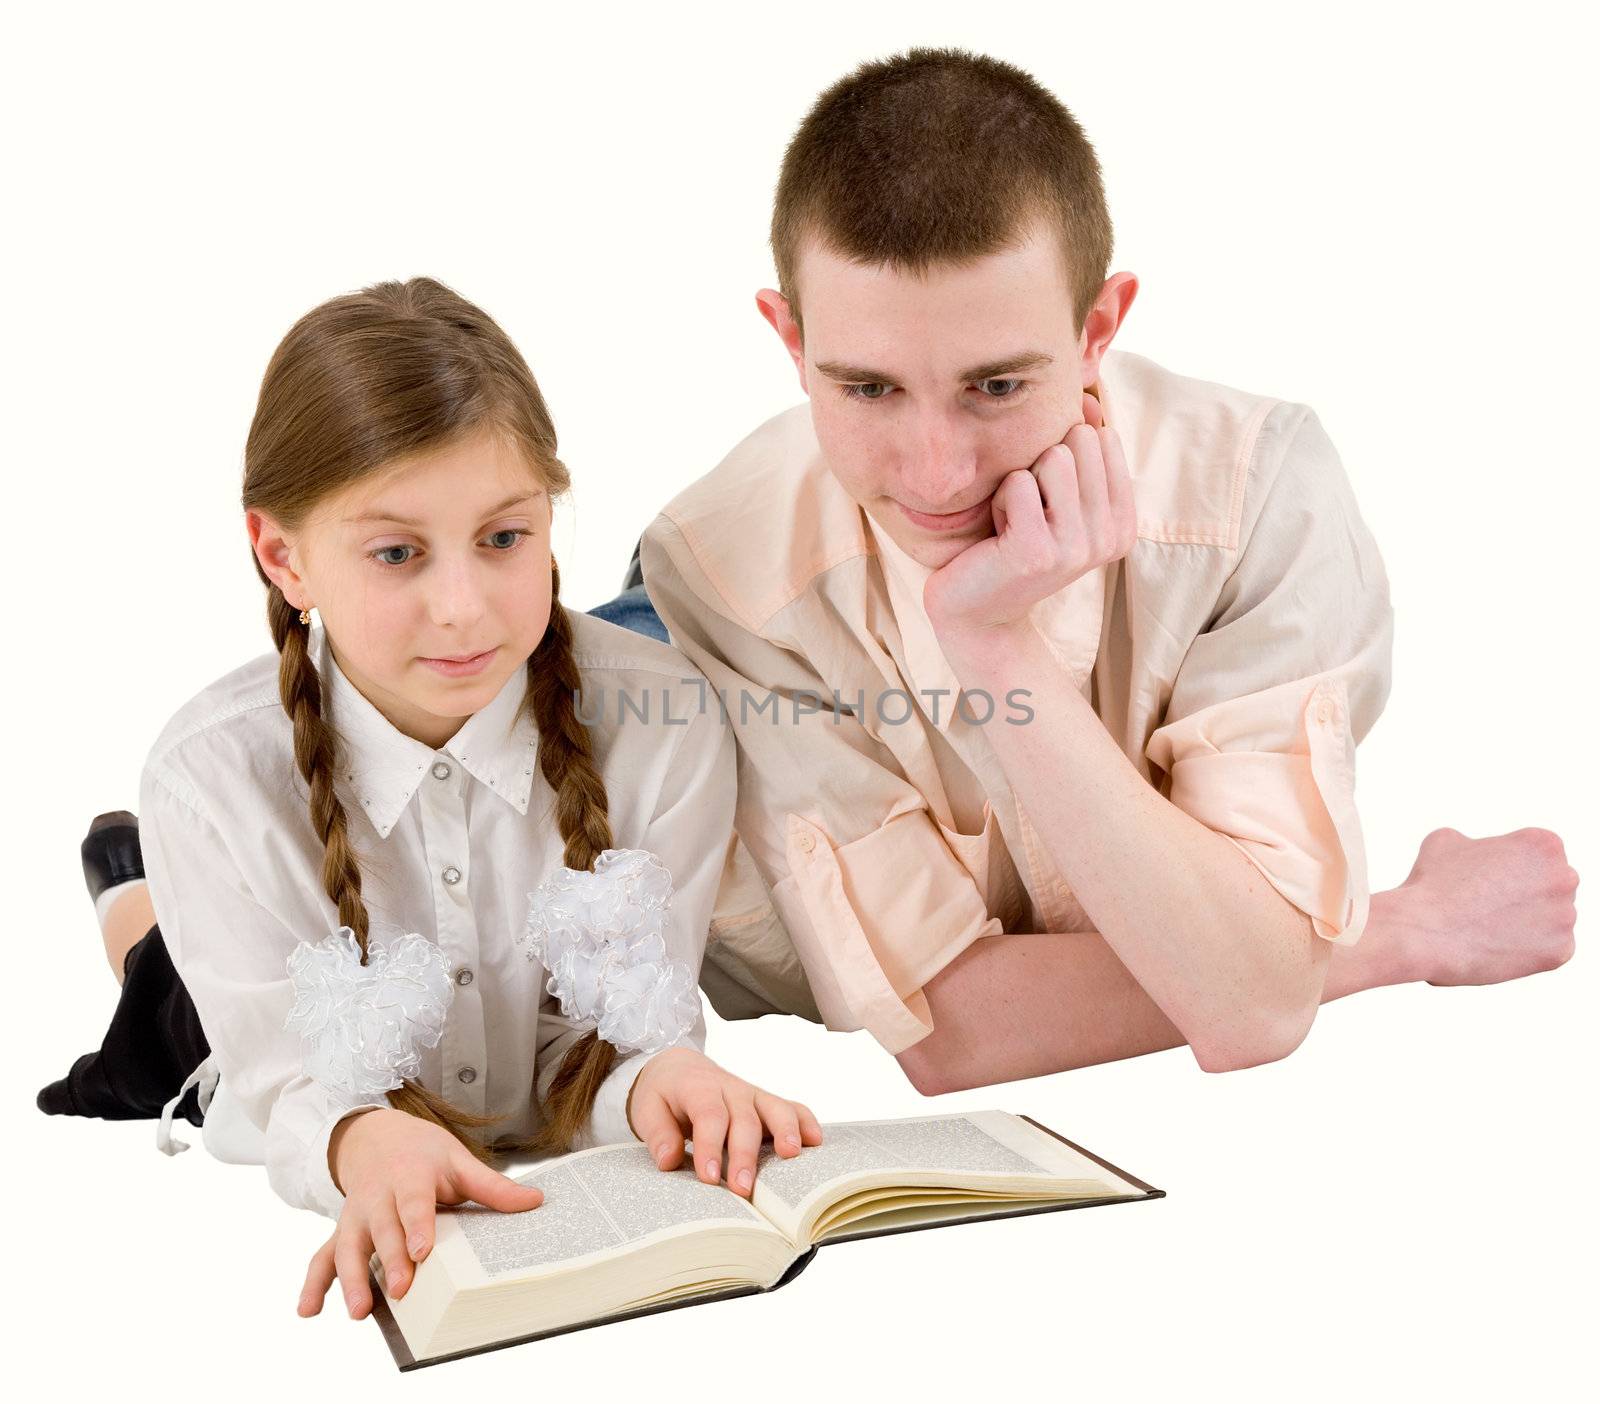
847;382;891;401
976;378;1023;398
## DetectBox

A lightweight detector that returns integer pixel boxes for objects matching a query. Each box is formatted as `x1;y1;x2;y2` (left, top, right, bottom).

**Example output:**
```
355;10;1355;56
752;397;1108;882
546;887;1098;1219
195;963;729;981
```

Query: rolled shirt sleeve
137;764;387;1220
1143;402;1394;946
641;517;1001;1055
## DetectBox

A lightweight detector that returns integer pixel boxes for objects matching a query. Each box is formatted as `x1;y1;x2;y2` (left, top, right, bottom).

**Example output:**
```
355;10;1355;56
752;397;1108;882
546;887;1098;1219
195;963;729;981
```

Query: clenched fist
924;389;1136;637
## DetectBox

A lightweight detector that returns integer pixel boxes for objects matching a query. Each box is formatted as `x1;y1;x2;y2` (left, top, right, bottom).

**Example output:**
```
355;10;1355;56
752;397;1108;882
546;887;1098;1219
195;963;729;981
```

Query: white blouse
137;607;734;1220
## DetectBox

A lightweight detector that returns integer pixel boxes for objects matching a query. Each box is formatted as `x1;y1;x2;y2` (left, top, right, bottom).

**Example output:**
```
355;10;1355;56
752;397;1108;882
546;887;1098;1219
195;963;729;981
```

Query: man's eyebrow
814;359;897;384
341;490;543;528
957;350;1055;381
812;351;1055;384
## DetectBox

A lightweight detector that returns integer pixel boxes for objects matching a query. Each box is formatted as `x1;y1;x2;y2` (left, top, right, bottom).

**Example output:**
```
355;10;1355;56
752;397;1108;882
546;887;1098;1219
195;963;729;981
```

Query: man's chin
867;503;993;570
902;534;982;572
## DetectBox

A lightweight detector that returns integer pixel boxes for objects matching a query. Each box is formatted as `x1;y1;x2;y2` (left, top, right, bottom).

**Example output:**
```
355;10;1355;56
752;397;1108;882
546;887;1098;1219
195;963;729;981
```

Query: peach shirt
641;347;1394;1054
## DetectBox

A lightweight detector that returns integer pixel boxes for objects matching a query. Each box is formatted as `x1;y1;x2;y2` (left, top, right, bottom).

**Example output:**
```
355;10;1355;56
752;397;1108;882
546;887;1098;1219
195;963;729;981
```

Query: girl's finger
298;1232;338;1317
334;1224;376;1319
684;1093;730;1184
753;1090;803;1157
796;1102;825;1146
394;1185;437;1264
723;1094;765;1196
368;1198;413;1300
630;1087;689;1170
450;1154;545;1214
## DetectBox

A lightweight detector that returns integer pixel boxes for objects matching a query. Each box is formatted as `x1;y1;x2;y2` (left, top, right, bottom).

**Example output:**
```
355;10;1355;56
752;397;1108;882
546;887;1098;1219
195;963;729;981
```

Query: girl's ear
247;508;312;611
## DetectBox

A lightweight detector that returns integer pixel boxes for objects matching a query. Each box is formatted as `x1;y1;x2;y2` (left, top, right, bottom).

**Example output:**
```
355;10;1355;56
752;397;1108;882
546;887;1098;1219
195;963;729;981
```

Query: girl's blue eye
977;378;1023;398
370;529;530;569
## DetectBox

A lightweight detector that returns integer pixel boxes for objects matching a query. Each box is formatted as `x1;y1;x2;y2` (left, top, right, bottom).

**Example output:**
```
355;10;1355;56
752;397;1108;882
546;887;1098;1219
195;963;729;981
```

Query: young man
596;49;1577;1091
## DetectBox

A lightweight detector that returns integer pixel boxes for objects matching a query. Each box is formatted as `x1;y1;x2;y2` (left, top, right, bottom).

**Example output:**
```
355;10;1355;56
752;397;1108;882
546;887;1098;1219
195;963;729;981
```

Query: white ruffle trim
283;927;453;1099
519;847;699;1057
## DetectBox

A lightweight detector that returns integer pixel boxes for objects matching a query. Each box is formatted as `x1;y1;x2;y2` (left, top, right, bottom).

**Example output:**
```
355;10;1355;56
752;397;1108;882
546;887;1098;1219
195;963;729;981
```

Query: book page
752;1115;1040;1209
444;1143;773;1282
749;1112;1126;1242
974;1111;1149;1190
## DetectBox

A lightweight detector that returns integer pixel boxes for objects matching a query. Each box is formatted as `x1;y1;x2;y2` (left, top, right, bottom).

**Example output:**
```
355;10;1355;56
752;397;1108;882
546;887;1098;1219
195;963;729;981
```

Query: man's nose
896;413;978;509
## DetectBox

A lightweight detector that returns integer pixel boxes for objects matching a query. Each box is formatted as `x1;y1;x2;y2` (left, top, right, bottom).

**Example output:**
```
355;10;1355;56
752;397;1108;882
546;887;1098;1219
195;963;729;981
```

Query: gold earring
299;606;312;625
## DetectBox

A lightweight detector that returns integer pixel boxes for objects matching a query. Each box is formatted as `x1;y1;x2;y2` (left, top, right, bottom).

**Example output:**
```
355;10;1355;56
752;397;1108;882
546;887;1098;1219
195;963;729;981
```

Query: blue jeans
587;581;668;643
586;539;668;642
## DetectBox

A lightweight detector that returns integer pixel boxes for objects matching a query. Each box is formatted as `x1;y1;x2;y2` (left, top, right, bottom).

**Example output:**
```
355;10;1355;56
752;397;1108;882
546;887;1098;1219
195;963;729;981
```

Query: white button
432;761;452;780
456;1067;477;1085
455;967;474;986
1316;699;1333;725
442;865;462;885
796;833;815;853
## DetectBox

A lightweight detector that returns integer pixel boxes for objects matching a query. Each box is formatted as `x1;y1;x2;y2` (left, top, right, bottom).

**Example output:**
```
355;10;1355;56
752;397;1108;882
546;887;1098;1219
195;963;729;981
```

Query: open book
369;1110;1162;1368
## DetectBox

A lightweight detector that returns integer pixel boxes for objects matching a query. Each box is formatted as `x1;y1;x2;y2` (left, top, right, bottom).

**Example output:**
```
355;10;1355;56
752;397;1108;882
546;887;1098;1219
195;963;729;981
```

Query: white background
4;2;1594;1400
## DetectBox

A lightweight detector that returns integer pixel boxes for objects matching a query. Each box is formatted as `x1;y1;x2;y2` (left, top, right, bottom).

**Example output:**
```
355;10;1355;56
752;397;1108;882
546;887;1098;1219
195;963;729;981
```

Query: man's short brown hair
771;48;1113;335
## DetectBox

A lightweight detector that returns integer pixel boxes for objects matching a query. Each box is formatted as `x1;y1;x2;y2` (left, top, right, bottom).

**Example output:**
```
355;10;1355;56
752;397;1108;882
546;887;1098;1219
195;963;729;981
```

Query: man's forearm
898;931;1186;1093
936;618;1331;1068
898;887;1424;1094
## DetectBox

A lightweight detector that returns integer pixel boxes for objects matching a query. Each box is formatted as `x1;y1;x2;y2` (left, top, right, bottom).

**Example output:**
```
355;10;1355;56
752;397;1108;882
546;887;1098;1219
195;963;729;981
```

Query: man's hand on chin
923;389;1136;652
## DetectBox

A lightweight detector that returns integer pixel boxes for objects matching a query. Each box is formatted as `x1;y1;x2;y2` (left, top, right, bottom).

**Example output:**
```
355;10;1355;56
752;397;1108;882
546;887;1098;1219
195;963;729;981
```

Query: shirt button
796;833;815;853
432;761;452;780
457;1066;477;1085
1316;699;1333;725
442;865;462;885
455;967;474;986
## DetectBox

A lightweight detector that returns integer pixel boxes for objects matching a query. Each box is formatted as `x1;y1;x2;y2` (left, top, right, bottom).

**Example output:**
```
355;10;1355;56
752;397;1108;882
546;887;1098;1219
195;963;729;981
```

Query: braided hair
243;278;620;1159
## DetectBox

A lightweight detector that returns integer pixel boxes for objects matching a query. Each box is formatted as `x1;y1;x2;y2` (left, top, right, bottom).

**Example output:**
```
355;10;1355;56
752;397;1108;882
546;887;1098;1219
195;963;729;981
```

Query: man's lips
896;496;992;532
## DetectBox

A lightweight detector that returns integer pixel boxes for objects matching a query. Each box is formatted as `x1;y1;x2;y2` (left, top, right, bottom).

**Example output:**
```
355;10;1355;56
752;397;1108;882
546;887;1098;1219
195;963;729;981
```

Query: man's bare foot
1390;827;1578;986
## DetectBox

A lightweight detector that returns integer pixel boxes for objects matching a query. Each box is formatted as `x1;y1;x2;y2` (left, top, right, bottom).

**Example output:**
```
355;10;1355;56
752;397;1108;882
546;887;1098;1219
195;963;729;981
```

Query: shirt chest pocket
933;800;1031;934
1011;801;1099;935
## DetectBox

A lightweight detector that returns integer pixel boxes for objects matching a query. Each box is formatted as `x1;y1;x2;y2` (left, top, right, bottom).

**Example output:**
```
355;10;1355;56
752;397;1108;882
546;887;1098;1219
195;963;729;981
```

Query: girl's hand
296;1107;544;1320
625;1047;824;1198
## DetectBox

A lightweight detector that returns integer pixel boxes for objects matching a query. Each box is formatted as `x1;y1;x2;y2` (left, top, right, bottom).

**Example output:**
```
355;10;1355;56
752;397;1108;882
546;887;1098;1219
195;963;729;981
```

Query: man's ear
246;508;312;612
1078;271;1139;390
755;288;808;394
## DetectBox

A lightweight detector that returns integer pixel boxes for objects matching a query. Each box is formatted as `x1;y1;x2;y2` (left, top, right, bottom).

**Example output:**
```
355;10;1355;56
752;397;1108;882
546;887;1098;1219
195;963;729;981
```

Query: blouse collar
311;621;540;840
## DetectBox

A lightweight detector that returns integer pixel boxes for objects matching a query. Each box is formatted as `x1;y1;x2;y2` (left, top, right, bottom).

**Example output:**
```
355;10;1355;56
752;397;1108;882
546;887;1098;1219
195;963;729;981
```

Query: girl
37;276;822;1322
